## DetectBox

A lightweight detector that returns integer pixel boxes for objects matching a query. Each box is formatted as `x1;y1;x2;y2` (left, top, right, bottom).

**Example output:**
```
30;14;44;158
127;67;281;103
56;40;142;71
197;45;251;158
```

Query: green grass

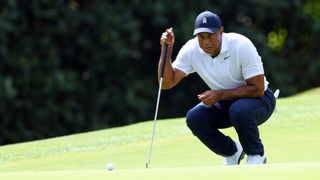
0;88;320;179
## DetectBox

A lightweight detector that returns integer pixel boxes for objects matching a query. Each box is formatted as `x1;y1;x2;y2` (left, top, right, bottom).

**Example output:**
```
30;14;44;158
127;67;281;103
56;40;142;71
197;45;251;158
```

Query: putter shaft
146;45;168;168
146;77;163;168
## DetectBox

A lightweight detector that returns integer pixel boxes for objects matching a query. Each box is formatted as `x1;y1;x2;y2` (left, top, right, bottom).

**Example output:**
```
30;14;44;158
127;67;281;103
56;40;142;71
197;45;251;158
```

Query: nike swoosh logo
224;56;230;60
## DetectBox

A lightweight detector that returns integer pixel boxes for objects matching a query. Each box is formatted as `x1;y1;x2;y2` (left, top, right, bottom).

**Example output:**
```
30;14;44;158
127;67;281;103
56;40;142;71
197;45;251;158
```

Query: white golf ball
106;163;114;171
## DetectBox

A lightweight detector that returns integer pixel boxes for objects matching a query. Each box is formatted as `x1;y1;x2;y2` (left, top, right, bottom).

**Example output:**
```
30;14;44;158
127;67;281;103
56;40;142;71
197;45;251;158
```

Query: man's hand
160;28;175;47
158;27;186;90
198;90;222;106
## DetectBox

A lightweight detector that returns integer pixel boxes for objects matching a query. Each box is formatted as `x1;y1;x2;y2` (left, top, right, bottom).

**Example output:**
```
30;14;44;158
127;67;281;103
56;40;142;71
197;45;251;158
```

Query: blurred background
0;0;319;145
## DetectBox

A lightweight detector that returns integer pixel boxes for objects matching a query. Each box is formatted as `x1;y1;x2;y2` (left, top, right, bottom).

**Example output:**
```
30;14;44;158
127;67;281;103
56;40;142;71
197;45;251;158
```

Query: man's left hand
197;90;222;106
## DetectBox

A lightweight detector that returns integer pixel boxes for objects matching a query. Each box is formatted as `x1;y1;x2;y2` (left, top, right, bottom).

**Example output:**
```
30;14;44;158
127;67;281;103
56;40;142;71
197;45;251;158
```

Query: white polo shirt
172;32;269;90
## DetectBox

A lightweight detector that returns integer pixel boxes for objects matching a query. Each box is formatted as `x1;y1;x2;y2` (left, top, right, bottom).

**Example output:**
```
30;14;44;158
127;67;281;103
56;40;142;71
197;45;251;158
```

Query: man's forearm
220;85;264;100
158;45;175;89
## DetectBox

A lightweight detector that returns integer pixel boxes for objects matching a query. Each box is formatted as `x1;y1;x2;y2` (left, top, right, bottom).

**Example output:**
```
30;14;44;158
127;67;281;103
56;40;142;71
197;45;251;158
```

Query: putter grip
160;45;168;78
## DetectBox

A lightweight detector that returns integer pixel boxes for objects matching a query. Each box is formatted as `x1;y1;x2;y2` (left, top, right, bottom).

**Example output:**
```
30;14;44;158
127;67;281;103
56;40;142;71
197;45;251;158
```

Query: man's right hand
158;27;186;90
160;28;175;47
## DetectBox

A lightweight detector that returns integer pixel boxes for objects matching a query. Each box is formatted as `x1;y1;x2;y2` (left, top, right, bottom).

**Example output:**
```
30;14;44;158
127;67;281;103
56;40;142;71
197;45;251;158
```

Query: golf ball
106;163;114;171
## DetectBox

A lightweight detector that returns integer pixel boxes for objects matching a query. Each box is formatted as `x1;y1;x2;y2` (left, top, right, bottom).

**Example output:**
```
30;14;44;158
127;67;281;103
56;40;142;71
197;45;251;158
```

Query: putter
146;44;168;169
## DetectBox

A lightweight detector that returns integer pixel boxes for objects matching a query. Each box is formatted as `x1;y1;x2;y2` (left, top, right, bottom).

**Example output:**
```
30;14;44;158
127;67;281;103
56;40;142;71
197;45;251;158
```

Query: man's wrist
218;89;231;100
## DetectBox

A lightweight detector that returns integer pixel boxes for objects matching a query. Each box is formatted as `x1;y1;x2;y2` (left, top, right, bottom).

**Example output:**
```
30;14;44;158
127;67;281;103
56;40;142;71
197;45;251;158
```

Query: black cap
193;11;222;35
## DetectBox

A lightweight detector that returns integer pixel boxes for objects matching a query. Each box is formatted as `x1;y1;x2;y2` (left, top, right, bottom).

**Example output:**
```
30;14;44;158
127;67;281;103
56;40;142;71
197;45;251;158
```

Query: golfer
158;10;276;165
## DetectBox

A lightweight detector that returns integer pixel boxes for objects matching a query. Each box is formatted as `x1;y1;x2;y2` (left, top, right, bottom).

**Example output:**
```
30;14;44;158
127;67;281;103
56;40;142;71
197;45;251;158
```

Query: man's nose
203;39;210;46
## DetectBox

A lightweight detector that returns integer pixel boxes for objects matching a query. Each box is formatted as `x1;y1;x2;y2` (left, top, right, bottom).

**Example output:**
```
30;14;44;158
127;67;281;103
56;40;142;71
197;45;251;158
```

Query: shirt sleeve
172;42;195;75
238;40;264;80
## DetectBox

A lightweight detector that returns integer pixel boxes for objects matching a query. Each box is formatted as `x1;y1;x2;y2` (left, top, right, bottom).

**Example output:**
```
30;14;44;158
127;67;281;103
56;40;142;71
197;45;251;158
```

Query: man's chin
203;49;213;54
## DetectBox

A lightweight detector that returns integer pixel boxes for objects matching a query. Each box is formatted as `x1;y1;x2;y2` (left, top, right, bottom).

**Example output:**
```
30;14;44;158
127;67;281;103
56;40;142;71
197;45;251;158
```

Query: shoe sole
246;156;267;164
237;150;245;164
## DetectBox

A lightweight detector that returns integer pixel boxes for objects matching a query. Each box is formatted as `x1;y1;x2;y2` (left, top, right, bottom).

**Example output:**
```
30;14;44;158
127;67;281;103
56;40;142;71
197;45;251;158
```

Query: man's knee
186;106;209;135
186;108;200;131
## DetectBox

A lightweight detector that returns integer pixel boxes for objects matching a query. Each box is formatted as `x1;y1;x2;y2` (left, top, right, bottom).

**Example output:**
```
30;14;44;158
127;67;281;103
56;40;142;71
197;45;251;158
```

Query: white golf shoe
225;141;245;165
246;154;267;164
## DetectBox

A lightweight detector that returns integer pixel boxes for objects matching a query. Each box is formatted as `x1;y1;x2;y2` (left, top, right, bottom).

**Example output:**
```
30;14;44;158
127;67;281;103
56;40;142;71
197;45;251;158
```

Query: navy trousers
186;88;276;157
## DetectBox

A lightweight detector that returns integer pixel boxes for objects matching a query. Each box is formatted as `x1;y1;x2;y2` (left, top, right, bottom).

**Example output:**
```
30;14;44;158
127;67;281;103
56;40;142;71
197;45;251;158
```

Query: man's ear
220;26;224;33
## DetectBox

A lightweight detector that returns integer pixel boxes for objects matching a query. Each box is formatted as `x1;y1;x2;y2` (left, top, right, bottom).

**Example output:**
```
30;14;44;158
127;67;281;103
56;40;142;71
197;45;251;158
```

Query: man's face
196;27;223;55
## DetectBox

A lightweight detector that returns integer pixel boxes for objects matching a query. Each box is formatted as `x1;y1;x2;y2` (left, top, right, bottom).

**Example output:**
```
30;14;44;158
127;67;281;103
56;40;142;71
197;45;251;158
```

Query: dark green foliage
0;0;319;144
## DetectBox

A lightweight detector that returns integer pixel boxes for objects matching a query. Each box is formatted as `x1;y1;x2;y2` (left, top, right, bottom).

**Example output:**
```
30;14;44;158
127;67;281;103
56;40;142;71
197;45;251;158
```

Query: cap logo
202;17;207;24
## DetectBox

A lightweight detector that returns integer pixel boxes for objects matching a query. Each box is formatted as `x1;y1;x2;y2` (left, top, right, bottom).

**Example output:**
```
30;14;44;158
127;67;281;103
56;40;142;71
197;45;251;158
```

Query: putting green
0;88;319;179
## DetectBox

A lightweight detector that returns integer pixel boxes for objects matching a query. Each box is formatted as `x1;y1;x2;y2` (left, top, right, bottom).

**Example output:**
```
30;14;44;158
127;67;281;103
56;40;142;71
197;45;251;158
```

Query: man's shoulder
179;37;199;54
184;37;198;47
224;32;255;50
